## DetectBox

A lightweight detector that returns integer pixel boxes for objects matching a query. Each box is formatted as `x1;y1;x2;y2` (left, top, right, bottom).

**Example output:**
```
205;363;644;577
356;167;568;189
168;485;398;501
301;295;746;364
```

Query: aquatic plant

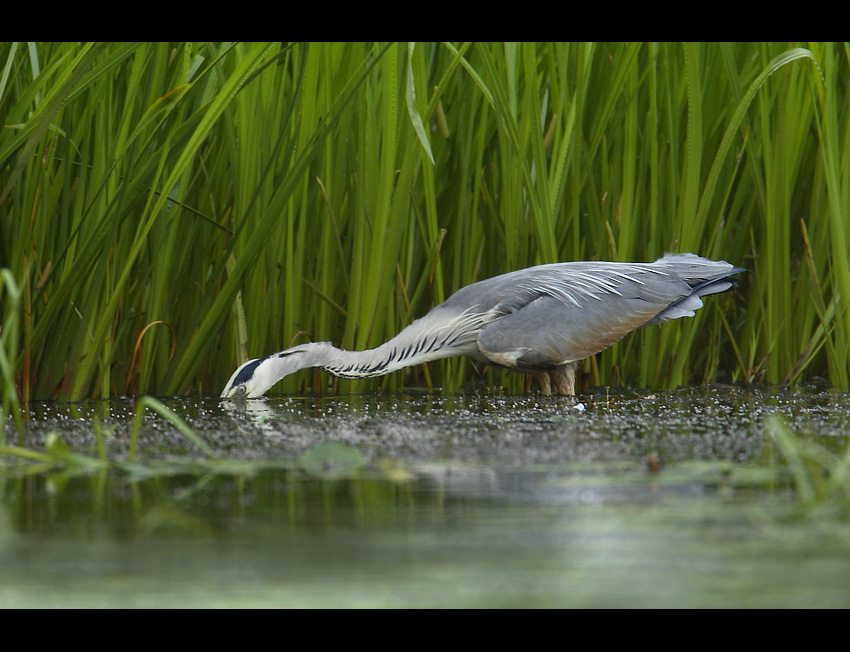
1;43;847;399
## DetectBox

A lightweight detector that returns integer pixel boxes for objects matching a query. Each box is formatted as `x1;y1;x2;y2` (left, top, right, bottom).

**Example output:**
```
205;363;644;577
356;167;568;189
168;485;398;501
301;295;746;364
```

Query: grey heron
221;253;744;398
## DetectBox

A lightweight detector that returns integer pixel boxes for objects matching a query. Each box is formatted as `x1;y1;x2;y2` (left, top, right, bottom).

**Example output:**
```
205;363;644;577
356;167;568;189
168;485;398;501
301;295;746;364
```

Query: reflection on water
2;388;850;607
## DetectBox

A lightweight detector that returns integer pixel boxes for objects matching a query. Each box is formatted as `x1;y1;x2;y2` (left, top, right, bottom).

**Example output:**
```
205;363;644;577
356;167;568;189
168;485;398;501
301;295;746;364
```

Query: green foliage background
0;42;848;400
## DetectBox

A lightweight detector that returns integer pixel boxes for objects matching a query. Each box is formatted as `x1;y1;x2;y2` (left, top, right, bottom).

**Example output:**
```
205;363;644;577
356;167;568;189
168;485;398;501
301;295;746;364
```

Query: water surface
2;387;849;607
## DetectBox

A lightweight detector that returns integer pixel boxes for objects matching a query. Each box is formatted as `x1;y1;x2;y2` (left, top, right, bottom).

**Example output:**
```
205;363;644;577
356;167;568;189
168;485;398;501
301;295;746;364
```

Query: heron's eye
236;385;247;396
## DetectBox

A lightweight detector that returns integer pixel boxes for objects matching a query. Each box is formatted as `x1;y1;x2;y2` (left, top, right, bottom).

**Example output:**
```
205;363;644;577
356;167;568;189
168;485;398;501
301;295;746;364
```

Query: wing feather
474;261;697;369
432;254;741;371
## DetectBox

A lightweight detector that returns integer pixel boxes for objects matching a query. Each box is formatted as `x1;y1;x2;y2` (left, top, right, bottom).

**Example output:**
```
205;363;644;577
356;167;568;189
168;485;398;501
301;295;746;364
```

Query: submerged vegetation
4;391;850;608
1;42;849;401
1;392;849;523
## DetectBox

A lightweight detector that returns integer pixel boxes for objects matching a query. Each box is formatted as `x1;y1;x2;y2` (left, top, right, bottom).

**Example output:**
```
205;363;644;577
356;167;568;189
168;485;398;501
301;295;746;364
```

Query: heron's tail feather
648;254;745;325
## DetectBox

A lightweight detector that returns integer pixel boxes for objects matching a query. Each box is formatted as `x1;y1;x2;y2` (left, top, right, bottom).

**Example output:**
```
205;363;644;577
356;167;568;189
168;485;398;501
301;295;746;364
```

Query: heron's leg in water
549;363;576;396
533;371;552;396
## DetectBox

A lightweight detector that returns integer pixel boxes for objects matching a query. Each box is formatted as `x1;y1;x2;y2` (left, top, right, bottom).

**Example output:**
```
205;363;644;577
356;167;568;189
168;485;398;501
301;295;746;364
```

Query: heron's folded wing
476;280;686;370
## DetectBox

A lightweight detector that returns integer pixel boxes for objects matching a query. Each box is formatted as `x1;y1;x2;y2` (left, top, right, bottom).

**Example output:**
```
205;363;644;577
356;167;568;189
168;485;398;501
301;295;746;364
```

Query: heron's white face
220;357;269;398
221;349;309;398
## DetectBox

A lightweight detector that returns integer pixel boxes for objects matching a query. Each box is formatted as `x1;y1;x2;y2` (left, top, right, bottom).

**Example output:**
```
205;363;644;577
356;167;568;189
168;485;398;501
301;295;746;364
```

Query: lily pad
299;441;367;477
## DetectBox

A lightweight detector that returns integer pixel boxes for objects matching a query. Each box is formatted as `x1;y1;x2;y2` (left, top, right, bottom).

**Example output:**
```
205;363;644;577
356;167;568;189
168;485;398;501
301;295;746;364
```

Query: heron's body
222;254;744;398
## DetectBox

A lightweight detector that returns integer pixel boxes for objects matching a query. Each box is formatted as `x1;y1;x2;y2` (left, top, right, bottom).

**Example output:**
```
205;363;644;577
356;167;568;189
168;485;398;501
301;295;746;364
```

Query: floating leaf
299;441;367;477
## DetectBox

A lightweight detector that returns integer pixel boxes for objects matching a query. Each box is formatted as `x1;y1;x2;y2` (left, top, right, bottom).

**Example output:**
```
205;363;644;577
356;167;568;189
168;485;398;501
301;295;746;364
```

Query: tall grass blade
1;43;848;398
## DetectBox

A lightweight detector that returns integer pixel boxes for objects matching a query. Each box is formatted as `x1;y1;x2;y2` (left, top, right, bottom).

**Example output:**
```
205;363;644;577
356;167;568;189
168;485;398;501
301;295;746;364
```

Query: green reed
764;414;850;512
0;269;23;437
1;42;848;400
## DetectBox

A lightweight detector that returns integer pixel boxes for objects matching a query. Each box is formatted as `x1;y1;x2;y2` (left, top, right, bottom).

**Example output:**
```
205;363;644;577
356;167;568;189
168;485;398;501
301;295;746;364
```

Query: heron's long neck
296;310;483;380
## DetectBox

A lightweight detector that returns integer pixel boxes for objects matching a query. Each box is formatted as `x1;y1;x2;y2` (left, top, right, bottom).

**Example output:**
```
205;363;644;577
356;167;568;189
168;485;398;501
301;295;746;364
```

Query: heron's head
220;350;308;398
